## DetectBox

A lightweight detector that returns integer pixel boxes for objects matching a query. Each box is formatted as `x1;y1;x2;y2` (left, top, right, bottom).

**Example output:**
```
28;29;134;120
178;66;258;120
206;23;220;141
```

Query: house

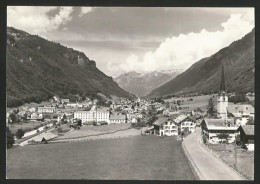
28;107;36;113
61;99;70;103
234;116;251;127
131;117;138;123
180;117;196;133
28;112;44;121
237;125;254;151
66;103;78;108
109;114;126;124
227;104;254;119
152;116;178;136
201;118;238;144
38;106;56;114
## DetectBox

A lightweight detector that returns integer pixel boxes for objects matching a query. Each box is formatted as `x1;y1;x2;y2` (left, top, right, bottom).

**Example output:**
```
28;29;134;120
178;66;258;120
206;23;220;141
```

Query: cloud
7;6;74;35
108;11;254;76
79;7;93;17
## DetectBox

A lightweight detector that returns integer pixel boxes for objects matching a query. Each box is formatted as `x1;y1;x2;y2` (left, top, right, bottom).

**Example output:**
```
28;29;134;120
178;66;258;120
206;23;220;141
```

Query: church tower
217;65;228;120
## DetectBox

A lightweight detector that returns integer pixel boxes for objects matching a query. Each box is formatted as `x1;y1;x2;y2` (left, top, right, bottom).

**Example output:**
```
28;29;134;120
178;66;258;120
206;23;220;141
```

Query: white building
180;117;196;133
227;104;254;119
153;116;178;136
38;106;56;113
201;118;238;144
74;106;110;123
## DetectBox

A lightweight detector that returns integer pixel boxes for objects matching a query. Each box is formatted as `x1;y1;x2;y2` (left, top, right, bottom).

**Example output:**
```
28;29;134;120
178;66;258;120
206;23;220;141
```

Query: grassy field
56;123;131;139
8;121;44;134
7;136;195;180
165;95;212;111
208;144;254;180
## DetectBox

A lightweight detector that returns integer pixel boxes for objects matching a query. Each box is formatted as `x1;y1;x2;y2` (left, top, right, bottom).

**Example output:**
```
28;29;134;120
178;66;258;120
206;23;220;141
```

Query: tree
235;134;241;146
207;97;216;117
202;134;207;144
147;115;158;126
217;133;229;144
8;113;18;124
57;127;63;133
16;129;25;139
7;127;15;149
229;93;249;104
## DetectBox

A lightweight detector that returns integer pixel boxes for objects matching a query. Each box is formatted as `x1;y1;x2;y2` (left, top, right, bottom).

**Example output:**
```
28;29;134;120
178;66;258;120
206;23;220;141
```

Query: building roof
239;125;254;136
153;116;170;126
227;104;254;116
110;114;126;120
203;118;236;130
32;132;57;142
174;114;188;124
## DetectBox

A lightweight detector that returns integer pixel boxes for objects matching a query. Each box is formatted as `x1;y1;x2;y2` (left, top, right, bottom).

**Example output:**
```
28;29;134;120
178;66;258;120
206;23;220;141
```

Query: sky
7;7;254;77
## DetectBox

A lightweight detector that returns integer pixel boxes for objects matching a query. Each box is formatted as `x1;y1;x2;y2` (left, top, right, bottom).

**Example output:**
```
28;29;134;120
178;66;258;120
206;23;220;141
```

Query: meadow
55;123;131;140
208;144;254;180
165;95;212;110
7;136;195;180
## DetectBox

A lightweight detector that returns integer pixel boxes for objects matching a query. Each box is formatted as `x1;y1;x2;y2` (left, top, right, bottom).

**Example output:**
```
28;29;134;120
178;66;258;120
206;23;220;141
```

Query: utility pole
234;135;237;170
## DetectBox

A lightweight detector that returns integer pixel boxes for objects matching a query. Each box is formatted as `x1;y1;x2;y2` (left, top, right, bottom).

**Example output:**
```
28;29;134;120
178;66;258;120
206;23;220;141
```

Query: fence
49;134;140;144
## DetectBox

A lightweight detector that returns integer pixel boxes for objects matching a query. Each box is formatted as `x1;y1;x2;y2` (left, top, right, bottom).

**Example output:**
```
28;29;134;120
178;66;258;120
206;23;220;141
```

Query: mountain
148;28;255;98
114;70;183;97
6;27;134;107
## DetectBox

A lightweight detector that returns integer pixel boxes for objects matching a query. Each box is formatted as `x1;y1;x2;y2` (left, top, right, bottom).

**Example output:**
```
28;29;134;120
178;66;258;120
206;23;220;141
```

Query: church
216;65;228;120
201;65;238;144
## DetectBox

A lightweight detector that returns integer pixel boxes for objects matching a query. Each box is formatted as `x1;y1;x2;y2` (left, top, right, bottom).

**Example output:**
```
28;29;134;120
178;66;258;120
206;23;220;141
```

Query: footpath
182;128;244;180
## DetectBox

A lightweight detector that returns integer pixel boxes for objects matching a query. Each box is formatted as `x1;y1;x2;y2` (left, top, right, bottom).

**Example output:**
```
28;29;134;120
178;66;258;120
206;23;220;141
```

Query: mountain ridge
114;70;183;97
6;27;134;107
147;28;255;98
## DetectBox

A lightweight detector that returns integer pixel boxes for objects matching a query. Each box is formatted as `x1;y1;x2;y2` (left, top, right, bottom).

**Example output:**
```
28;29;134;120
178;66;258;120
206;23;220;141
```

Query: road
183;128;244;180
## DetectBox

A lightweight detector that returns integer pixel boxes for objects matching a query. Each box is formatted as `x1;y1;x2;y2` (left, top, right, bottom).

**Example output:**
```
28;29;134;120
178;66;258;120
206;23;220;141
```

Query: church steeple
220;64;226;93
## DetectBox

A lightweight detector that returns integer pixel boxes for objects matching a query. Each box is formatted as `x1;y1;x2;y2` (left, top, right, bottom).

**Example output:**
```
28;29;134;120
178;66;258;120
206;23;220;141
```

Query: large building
74;106;110;123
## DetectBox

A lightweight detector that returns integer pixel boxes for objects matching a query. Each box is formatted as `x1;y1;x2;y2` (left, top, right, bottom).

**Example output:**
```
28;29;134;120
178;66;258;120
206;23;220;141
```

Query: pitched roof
32;132;57;142
203;118;236;129
239;125;254;136
153;116;170;126
227;104;254;116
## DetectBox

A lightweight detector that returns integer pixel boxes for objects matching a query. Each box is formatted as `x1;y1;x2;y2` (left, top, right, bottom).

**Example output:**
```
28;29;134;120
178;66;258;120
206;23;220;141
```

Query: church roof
220;64;226;93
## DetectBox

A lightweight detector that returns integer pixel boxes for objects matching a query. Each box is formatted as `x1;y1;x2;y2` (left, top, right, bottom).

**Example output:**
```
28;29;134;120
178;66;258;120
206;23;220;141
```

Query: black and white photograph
5;5;255;180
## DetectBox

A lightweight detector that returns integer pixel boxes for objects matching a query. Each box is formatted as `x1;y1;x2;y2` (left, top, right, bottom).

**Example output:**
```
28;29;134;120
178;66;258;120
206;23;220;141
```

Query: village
6;66;255;180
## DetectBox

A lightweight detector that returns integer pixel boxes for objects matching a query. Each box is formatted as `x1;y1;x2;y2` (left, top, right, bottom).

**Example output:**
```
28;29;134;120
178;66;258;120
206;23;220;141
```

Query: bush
16;129;25;139
7;127;15;148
